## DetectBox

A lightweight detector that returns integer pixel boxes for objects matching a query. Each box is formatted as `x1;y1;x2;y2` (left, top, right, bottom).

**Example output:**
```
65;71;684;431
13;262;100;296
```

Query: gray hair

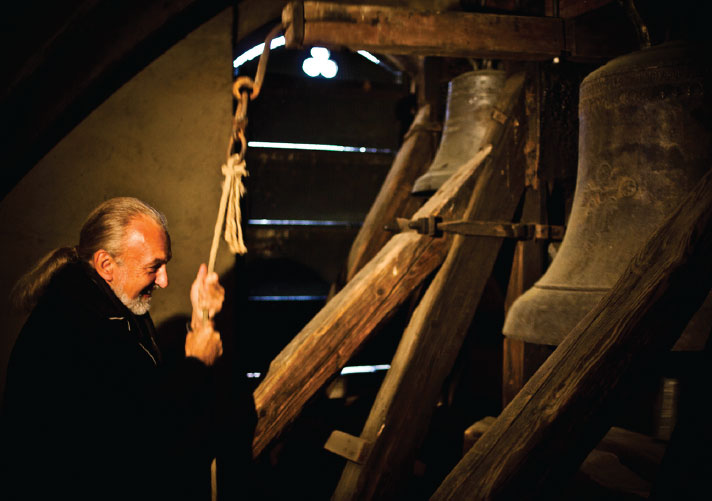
11;197;171;311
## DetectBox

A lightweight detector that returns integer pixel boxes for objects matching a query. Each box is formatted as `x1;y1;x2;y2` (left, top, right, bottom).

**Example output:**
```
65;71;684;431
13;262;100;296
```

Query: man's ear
93;250;116;283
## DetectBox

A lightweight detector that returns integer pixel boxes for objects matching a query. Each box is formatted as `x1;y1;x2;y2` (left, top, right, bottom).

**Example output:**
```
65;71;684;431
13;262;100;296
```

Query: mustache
141;283;159;296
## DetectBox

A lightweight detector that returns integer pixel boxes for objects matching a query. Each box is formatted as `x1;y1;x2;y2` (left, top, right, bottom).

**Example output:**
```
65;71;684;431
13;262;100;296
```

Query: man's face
111;215;170;315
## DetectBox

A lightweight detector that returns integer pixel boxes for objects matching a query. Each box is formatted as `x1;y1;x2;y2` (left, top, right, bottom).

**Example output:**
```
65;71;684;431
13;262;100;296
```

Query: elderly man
1;197;229;500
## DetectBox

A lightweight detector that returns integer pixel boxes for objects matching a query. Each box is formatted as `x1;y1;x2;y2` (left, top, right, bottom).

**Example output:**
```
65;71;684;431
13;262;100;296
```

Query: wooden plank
431;167;712;500
463;418;662;498
252;151;482;457
463;416;497;455
253;73;527;458
502;187;547;405
283;2;564;60
502;66;546;406
324;430;372;464
331;72;527;501
282;1;636;62
345;105;438;281
252;146;489;457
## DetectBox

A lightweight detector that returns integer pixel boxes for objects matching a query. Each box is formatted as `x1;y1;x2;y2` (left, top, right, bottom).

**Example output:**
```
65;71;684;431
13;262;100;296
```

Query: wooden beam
559;0;614;19
281;2;636;62
284;2;563;61
252;73;526;458
432;167;712;500
331;72;526;500
502;67;546;406
502;187;548;406
252;149;487;457
345;104;438;282
324;430;372;464
463;418;664;498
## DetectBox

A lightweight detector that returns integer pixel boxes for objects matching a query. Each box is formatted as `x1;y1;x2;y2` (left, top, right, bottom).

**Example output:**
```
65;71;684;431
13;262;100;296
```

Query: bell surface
503;41;712;346
411;69;505;195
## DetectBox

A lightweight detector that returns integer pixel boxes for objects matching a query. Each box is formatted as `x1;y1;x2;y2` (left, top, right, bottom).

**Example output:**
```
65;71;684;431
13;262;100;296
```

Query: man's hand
190;263;224;322
185;321;223;366
187;263;225;365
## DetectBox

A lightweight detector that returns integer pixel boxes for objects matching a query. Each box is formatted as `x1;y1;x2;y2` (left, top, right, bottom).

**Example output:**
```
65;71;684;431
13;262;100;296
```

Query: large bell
411;69;505;195
503;41;712;347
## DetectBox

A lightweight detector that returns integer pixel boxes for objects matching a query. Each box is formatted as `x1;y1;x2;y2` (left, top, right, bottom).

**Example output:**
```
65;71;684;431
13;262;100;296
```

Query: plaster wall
0;9;234;394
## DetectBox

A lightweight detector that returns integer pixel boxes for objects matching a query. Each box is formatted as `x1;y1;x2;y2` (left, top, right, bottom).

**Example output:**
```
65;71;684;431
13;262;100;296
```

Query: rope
208;155;248;273
206;23;282;275
205;25;282;500
222;157;249;255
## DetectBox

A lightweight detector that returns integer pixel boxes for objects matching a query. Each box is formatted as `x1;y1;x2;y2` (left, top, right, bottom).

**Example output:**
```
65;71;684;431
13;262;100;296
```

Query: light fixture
302;47;338;78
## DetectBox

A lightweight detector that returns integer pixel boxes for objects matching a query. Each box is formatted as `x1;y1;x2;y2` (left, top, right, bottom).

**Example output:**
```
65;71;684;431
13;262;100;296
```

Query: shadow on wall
155;264;259;500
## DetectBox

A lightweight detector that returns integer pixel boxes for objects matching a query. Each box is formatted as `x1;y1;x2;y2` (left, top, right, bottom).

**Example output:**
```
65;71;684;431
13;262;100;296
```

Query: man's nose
155;264;168;289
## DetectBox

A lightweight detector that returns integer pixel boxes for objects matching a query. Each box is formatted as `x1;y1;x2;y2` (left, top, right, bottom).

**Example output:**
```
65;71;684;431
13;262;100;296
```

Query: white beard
111;266;153;316
116;289;152;316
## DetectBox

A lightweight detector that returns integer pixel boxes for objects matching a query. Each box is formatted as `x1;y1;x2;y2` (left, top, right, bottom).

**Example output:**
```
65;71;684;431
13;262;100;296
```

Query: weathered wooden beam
463;418;664;498
283;2;563;60
252;73;527;458
324;430;372;464
432;167;712;500
331;72;526;500
502;187;548;406
345;105;438;282
282;1;635;62
463;416;497;454
252;149;487;456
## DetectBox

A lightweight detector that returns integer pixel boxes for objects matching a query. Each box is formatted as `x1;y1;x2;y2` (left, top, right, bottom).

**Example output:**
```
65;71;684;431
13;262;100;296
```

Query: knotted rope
208;23;282;501
206;23;282;275
207;155;248;273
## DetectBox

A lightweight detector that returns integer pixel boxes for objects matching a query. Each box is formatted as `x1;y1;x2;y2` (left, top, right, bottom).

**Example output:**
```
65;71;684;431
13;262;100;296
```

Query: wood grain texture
290;2;563;60
502;187;548;406
345;105;438;282
252;116;506;456
332;73;527;500
432;167;712;500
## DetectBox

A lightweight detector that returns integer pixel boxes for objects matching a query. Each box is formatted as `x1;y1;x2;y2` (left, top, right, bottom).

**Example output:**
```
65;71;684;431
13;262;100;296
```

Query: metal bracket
385;217;564;242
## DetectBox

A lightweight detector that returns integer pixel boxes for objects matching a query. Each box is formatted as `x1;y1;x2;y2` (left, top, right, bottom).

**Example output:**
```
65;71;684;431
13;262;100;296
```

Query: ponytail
10;197;170;313
10;247;79;312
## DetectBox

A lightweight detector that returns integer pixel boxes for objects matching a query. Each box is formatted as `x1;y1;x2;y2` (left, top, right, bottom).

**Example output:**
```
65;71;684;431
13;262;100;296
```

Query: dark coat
1;262;218;500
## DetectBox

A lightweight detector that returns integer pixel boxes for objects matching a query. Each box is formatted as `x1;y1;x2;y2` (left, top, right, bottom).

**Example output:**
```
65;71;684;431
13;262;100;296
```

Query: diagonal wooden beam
332;72;527;501
431;167;712;500
252;72;527;458
345;104;438;282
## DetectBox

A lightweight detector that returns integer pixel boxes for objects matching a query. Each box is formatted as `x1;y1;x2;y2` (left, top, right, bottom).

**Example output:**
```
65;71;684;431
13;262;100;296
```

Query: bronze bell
503;41;712;347
411;69;505;195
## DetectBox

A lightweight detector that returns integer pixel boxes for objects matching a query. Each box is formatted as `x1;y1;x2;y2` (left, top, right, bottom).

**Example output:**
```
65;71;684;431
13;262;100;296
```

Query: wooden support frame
345;104;439;282
502;186;549;406
331;72;527;501
252;145;489;456
432;167;712;499
252;122;511;457
252;72;529;459
282;1;635;62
